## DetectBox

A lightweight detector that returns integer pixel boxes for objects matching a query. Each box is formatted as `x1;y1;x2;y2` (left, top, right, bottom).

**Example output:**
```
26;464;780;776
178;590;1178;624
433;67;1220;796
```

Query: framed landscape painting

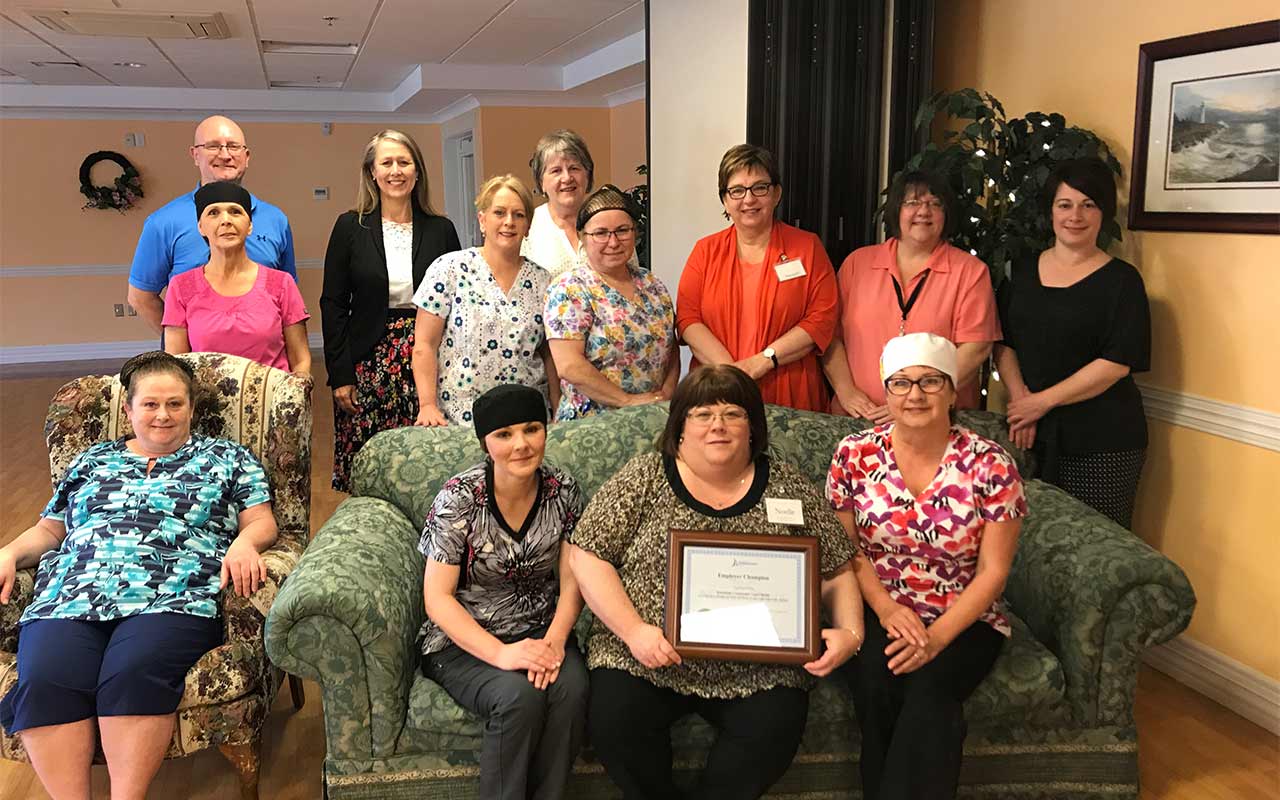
1130;20;1279;234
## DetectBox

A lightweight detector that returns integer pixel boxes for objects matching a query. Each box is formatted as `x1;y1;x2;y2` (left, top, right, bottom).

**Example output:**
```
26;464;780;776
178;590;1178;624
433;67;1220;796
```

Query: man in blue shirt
127;115;296;333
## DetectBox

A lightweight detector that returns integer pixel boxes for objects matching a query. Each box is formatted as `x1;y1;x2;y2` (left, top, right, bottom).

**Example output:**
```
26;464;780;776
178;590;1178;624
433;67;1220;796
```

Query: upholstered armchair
0;353;311;800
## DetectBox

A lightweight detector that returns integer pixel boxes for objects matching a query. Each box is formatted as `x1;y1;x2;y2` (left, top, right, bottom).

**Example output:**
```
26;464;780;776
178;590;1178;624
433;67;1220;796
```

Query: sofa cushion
406;611;1063;740
353;404;1034;533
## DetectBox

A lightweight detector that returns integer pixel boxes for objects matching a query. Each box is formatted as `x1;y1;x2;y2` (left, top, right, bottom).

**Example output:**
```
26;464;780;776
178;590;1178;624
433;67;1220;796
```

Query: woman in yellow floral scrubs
543;185;679;420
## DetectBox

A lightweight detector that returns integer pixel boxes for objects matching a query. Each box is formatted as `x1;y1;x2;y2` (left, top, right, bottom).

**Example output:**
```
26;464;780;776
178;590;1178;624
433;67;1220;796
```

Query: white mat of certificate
679;545;806;648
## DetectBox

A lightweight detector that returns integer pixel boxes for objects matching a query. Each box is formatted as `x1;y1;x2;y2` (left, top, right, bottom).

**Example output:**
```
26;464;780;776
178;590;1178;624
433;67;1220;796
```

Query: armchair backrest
348;403;1032;530
43;352;313;548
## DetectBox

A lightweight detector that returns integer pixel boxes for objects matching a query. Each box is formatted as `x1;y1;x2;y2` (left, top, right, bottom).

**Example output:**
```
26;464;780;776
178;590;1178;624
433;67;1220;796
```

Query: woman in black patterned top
568;365;863;800
418;384;587;800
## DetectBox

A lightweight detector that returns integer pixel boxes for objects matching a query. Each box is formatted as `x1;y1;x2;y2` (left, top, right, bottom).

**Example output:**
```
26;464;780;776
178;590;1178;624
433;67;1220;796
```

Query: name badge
765;498;805;526
774;259;806;281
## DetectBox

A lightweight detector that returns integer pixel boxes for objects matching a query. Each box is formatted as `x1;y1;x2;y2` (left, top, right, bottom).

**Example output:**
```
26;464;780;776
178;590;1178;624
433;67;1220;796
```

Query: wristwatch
762;347;778;368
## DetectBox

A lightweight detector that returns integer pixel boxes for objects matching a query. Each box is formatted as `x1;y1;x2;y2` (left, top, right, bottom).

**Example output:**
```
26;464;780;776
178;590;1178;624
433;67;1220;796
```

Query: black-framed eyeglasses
884;374;949;396
583;225;636;243
901;198;944;211
196;142;247;154
724;182;773;200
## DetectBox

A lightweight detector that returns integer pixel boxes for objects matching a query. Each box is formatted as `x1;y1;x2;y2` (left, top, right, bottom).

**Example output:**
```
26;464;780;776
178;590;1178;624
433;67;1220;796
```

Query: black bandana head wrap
194;180;253;220
473;384;548;442
576;183;642;231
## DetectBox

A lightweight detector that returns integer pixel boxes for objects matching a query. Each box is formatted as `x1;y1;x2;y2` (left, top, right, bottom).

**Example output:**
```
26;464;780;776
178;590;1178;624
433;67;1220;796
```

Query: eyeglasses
724;182;774;200
902;198;944;211
884;374;950;395
583;225;636;244
196;142;247;154
686;408;750;426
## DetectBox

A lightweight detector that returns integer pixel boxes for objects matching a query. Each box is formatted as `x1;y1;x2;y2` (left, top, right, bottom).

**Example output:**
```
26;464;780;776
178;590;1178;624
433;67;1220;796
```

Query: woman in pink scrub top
822;170;998;423
163;181;311;375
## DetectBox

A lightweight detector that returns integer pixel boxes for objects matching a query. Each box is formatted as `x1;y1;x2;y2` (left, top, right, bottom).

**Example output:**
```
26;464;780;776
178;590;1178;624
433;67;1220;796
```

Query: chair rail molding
0;259;324;278
1138;383;1280;453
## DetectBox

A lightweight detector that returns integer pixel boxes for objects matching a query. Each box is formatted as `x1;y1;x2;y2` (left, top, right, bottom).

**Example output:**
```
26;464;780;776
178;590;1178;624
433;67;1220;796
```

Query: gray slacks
423;636;588;800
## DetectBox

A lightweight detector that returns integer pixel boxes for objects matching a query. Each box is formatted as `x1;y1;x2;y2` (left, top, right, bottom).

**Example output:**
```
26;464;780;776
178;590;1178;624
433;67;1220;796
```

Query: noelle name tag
774;259;806;281
765;498;805;526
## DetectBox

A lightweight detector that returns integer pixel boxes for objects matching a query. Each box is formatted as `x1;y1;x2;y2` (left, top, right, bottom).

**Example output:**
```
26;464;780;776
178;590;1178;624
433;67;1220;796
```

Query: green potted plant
623;164;649;270
892;88;1124;284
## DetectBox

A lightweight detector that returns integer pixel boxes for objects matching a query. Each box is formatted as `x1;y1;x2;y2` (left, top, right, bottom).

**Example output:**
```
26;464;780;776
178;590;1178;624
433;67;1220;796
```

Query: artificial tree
895;88;1124;284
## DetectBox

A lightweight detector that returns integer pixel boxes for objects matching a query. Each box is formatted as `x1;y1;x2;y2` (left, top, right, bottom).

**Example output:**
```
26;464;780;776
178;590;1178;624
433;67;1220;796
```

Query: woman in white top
412;175;560;426
320;129;461;491
521;129;598;277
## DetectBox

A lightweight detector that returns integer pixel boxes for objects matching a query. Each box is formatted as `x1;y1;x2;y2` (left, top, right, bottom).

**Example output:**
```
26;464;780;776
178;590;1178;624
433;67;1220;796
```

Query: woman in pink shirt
163;181;311;374
822;171;998;422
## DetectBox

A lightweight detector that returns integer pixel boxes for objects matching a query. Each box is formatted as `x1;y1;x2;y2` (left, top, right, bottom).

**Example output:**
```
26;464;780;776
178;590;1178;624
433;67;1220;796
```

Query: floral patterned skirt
332;311;418;492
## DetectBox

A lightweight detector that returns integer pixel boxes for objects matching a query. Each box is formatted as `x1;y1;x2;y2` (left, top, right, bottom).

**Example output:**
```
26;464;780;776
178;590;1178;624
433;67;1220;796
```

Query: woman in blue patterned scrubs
0;351;278;800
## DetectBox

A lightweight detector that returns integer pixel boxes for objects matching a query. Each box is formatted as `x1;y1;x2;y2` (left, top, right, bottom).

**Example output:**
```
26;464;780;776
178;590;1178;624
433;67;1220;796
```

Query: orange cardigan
676;221;838;412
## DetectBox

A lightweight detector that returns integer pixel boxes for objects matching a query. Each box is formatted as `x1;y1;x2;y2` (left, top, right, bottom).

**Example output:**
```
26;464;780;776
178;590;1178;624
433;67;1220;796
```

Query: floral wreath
79;150;144;212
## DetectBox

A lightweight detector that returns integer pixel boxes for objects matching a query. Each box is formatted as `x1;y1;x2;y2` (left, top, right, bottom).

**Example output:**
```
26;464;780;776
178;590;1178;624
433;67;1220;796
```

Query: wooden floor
0;362;1276;799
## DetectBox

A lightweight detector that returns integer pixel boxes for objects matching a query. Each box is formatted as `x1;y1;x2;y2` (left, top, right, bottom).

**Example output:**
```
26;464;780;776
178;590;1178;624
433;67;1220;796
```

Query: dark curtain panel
886;0;936;178
748;0;935;263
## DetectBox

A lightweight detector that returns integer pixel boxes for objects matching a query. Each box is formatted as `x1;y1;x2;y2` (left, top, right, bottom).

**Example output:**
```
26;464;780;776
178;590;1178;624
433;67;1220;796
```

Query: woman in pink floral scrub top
826;333;1026;800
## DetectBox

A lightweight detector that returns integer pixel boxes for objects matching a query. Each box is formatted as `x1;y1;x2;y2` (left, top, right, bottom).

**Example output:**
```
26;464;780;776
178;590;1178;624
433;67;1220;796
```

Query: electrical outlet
126;304;137;317
113;304;125;317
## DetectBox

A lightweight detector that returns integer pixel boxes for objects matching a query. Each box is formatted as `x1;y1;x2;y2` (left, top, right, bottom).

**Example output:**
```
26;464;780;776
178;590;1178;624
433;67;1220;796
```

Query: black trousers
841;605;1003;800
588;668;809;800
423;637;588;800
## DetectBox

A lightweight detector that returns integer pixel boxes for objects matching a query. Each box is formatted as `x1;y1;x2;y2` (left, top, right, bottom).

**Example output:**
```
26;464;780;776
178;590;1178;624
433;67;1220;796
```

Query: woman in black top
321;129;461;491
995;158;1151;528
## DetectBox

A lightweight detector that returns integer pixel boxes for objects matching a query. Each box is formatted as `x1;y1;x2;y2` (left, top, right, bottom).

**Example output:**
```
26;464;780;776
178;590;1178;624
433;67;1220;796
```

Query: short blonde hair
476;174;535;219
354;129;438;218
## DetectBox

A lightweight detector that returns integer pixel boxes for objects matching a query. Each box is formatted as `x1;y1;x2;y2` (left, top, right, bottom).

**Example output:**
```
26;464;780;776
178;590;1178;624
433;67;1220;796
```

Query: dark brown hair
1041;157;1117;229
717;144;782;202
659;365;769;462
883;169;959;239
120;351;195;405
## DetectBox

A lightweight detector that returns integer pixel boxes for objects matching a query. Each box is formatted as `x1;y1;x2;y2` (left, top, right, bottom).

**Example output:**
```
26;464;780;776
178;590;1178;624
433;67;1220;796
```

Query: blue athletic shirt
22;436;272;623
128;185;296;292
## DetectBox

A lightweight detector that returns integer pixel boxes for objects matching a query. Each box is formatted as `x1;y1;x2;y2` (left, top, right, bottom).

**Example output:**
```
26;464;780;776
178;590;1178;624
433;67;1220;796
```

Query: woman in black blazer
321;129;461;491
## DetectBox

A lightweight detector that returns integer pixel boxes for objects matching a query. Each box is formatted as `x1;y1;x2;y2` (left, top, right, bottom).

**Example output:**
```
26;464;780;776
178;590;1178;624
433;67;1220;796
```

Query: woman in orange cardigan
676;145;839;412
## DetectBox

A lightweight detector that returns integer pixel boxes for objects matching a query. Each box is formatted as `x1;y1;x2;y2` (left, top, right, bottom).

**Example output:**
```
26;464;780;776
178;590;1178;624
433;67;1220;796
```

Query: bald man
127;115;296;333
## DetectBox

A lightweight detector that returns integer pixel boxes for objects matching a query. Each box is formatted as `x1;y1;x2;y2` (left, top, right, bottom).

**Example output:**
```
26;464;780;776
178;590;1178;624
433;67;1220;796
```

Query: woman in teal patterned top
0;351;278;800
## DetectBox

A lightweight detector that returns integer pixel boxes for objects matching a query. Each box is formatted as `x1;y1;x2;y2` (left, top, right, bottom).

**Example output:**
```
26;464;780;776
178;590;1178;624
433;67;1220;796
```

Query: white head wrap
879;333;959;385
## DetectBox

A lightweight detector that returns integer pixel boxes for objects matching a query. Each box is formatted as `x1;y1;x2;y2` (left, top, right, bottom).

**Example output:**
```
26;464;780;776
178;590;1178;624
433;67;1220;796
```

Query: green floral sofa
265;404;1194;799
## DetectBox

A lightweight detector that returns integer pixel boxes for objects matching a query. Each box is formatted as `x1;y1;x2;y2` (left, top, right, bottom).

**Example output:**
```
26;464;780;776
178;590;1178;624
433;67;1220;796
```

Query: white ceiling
0;0;646;120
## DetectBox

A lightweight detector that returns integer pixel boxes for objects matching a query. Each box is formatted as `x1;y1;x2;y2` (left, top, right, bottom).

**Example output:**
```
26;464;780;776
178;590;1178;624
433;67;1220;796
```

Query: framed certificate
664;529;820;665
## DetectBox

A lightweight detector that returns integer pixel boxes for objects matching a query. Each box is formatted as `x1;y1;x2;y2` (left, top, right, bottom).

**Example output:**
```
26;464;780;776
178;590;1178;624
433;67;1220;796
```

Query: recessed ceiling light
113;62;146;68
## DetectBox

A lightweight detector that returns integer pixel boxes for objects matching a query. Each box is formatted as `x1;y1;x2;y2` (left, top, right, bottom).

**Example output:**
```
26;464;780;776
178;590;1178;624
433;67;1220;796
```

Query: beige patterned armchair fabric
0;353;311;797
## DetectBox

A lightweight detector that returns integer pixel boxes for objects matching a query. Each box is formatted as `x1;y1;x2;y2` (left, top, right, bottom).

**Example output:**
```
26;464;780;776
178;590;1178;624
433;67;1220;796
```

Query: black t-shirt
998;256;1151;472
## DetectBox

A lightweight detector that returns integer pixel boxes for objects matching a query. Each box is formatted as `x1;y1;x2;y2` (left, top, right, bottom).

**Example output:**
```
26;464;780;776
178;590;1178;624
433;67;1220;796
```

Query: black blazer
320;206;461;388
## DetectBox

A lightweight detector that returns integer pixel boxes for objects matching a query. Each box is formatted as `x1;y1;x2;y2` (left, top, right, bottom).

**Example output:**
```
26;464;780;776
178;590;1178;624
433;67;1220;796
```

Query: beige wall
610;98;648;188
935;0;1280;680
478;106;613;190
1;105;646;348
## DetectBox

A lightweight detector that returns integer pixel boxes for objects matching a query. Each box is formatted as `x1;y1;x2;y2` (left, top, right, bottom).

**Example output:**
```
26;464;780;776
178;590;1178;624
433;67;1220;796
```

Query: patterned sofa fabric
1;353;312;764
268;403;1194;799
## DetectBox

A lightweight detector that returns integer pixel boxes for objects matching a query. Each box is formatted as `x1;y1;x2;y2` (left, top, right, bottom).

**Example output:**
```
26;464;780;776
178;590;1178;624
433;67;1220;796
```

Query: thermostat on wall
313;187;329;201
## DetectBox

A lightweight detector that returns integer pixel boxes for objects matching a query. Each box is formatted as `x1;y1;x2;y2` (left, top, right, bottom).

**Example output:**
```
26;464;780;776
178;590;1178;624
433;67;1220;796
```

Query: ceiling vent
28;9;231;39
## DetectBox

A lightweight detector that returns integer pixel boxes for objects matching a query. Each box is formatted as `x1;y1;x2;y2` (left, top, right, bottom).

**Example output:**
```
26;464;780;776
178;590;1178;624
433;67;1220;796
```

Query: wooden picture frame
664;529;820;665
1129;20;1279;234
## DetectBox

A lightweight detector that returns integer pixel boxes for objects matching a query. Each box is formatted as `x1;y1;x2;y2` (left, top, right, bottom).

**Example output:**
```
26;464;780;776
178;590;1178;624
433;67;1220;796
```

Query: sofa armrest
220;539;303;646
264;497;424;761
1004;482;1195;726
0;568;37;653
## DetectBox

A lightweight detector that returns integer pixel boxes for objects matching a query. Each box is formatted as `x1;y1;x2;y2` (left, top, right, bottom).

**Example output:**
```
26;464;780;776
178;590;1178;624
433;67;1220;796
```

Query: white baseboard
1144;635;1280;735
0;334;324;365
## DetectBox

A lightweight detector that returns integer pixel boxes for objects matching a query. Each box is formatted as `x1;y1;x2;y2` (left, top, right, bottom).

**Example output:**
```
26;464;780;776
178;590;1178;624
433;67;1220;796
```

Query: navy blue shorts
0;613;222;735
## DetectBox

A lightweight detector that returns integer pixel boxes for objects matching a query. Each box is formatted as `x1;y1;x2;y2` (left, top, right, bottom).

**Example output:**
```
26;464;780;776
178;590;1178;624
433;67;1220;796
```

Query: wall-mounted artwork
1130;20;1279;234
